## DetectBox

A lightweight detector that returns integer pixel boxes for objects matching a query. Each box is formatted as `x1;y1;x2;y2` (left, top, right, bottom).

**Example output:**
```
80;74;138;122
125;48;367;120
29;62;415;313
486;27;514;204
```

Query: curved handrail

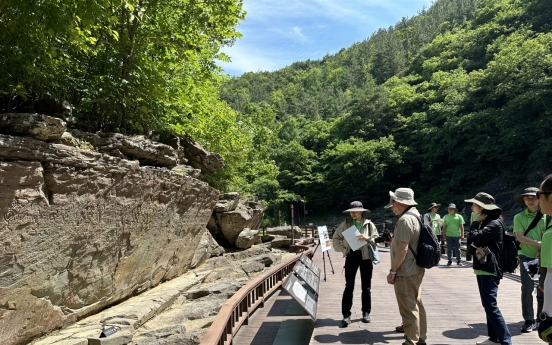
200;248;314;345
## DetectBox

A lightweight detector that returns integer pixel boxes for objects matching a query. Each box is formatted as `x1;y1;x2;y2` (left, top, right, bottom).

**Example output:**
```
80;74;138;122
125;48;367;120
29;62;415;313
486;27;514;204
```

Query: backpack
498;220;519;274
405;212;441;269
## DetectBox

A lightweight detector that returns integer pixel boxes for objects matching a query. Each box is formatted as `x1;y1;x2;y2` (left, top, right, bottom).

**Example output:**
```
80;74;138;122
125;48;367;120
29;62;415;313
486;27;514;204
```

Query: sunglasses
536;191;552;198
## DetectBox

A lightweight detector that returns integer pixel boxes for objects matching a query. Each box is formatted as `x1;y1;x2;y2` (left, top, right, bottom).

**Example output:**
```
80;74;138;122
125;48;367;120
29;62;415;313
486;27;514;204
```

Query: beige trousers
394;271;427;345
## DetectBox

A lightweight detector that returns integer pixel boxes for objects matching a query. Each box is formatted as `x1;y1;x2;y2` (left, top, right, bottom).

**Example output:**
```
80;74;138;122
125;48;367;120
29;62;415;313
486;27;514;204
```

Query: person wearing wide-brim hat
442;203;465;266
384;188;427;345
465;192;512;345
423;203;442;242
512;187;548;333
332;201;378;327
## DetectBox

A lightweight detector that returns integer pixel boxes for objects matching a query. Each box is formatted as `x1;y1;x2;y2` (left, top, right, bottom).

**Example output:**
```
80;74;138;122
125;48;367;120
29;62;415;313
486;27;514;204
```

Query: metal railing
200;248;314;345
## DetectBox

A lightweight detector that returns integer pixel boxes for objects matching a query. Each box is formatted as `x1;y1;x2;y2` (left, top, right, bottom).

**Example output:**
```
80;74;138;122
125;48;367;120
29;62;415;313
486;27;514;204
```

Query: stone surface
270;235;291;248
265;226;302;239
213;192;240;213
70;131;179;168
224;244;272;261
0;134;219;345
87;325;133;345
33;241;285;345
235;228;259;249
172;164;201;179
0;113;66;141
189;228;225;269
31;270;205;345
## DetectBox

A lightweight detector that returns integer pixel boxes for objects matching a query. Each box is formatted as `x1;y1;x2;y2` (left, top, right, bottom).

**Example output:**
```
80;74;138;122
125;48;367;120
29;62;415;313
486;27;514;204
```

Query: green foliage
0;0;285;194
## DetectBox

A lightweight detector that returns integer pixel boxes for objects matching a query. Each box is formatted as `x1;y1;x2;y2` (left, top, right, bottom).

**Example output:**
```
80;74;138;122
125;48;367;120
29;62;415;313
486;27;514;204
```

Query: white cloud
269;26;310;43
293;27;308;42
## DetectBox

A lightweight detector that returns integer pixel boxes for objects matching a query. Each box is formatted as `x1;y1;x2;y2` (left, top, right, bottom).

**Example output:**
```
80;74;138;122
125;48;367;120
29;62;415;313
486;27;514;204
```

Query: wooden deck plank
310;246;541;345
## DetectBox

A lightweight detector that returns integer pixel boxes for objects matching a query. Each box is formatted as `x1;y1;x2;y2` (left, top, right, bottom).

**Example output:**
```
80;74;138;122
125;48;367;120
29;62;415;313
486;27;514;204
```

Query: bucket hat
384;188;417;208
514;187;539;206
342;201;370;213
447;203;457;210
427;202;441;211
464;192;501;210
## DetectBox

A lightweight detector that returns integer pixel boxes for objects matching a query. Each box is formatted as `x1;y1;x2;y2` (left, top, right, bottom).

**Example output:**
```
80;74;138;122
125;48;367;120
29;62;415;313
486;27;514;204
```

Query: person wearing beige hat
465;192;511;345
384;188;427;345
332;201;378;327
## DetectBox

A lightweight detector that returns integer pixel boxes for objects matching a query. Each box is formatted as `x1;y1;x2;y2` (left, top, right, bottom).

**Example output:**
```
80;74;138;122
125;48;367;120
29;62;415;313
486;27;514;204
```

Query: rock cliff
0;114;225;345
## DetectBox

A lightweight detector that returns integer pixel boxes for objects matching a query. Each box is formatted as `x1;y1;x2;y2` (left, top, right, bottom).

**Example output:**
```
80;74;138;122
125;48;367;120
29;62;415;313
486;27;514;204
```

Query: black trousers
342;250;373;317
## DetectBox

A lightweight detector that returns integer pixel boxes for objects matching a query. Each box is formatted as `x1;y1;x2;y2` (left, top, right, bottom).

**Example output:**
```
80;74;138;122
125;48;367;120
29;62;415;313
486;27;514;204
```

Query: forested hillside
221;0;552;224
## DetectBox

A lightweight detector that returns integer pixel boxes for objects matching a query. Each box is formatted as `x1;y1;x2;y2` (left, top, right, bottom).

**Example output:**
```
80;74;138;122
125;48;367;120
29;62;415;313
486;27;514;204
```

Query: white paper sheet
342;225;367;251
292;281;307;302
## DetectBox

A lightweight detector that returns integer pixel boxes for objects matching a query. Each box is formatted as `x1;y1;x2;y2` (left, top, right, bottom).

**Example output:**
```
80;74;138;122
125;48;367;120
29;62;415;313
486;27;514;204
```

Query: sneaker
457;260;461;265
521;319;536;333
341;316;351;327
362;312;371;323
395;324;405;333
476;339;499;345
447;260;452;266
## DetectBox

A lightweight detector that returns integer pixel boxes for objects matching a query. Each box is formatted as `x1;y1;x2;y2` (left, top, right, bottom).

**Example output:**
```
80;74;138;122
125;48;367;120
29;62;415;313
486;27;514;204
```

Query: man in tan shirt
385;188;427;345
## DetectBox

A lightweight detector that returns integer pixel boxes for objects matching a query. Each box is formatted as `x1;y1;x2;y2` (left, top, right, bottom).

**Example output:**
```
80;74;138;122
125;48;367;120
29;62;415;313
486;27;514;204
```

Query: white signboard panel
283;274;318;320
299;253;321;277
317;226;331;252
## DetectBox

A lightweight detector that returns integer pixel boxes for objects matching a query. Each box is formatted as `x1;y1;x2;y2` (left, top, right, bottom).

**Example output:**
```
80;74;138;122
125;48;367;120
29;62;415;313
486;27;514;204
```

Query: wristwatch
540;312;552;322
389;269;396;274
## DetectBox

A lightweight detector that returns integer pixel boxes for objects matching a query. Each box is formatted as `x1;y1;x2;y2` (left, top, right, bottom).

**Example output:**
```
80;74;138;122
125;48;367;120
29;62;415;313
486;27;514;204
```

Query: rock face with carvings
207;193;265;246
0;113;226;345
31;244;287;345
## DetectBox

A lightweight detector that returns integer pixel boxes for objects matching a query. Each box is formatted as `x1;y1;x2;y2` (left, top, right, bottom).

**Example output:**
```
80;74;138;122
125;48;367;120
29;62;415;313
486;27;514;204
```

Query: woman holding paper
332;201;379;327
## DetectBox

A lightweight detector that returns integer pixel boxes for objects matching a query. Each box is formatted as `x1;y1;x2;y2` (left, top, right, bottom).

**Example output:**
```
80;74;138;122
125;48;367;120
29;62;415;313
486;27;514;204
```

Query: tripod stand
313;239;335;281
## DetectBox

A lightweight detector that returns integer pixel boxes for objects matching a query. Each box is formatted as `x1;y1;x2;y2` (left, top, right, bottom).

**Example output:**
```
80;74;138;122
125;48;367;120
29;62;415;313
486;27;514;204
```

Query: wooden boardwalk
234;246;543;345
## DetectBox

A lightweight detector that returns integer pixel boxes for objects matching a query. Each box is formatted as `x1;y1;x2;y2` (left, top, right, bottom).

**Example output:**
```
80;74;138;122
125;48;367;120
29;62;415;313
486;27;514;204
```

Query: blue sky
219;0;435;76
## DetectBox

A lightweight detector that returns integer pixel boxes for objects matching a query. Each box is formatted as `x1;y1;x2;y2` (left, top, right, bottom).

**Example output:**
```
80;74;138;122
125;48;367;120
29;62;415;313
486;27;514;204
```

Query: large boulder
0;132;219;345
166;136;224;175
0;113;66;141
269;235;291;248
265;225;302;239
214;196;265;246
213;192;240;213
235;228;259;249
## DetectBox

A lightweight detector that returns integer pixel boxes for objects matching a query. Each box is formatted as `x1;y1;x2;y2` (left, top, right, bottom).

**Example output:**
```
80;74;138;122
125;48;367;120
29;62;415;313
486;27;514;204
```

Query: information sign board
317;226;332;252
282;274;318;320
293;261;320;292
299;253;321;277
